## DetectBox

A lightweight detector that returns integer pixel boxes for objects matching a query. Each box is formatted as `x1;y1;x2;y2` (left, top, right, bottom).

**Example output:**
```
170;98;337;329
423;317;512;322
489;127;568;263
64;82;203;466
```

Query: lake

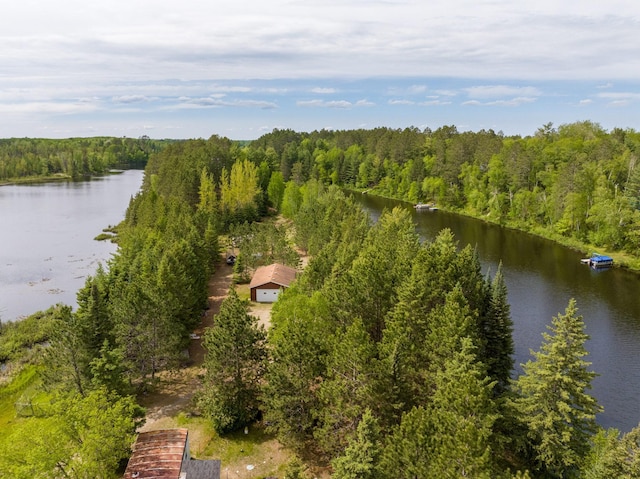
352;192;640;433
0;170;144;322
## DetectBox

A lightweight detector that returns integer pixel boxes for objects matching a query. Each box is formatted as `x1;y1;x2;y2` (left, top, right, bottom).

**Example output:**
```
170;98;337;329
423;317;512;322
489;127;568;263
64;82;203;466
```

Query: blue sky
1;0;639;139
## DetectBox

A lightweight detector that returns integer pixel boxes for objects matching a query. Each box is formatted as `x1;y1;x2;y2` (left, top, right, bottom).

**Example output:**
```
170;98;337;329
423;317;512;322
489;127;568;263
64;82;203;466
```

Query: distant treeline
0;136;172;181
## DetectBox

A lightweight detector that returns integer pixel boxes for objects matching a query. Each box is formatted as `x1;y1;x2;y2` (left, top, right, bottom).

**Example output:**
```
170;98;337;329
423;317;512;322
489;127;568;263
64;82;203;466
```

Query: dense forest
0;136;171;182
252;122;640;266
1;125;640;478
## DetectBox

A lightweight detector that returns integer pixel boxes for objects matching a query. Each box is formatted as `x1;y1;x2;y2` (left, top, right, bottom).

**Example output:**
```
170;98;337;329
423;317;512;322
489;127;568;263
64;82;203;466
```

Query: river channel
352;193;640;433
0;170;144;322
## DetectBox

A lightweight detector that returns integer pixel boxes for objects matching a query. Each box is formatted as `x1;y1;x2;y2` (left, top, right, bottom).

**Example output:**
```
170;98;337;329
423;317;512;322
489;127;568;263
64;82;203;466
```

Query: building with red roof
123;429;220;479
249;263;297;302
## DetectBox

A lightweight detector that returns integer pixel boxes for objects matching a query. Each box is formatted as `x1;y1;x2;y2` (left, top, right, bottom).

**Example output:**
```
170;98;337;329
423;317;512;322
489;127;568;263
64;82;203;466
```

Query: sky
1;0;639;140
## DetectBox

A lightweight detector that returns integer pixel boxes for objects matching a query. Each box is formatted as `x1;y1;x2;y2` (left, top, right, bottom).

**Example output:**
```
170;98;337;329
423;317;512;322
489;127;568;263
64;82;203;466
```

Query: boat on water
581;253;614;269
414;203;438;211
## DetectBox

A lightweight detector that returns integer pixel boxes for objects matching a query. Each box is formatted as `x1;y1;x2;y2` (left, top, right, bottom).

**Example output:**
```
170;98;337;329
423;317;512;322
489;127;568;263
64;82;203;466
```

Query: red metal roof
249;263;296;289
123;429;188;479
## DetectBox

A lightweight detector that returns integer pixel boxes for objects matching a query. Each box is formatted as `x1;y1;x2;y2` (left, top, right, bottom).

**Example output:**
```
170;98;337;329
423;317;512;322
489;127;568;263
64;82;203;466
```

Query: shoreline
348;186;640;273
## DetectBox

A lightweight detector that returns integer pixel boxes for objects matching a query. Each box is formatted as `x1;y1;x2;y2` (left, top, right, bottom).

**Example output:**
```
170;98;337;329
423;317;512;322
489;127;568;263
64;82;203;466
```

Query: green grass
0;308;56;362
0;173;71;186
0;365;40;428
235;283;251;301
201;422;291;478
206;427;261;460
150;412;293;478
94;232;116;241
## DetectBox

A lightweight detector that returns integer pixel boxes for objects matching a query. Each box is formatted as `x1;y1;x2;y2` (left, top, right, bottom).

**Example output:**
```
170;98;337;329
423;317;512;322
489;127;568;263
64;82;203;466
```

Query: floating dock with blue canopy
583;253;614;269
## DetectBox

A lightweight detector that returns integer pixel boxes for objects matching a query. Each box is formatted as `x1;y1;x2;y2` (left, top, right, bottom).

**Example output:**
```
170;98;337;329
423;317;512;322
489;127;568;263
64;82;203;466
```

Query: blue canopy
591;254;613;263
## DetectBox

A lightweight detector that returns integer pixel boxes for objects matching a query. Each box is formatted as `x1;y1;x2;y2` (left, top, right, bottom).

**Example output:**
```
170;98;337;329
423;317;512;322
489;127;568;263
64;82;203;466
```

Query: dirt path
188;261;235;366
133;254;323;477
139;259;234;432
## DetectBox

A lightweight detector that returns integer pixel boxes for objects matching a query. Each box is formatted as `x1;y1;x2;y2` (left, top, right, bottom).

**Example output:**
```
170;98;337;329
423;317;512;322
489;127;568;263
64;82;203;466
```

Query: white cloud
311;87;337;94
465;85;542;99
608;100;631;107
175;96;278;109
434;89;458;97
297;99;351;108
0;101;99;115
1;1;640;137
208;85;253;93
419;100;453;106
390;93;452;107
498;97;537;106
112;95;154;104
597;92;640;101
388;99;416;105
596;91;640;107
387;85;428;96
463;97;537;107
4;0;639;86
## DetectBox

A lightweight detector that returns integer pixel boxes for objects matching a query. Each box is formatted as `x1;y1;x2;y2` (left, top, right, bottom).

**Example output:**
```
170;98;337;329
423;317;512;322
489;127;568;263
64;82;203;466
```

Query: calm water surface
0;170;144;322
353;193;640;433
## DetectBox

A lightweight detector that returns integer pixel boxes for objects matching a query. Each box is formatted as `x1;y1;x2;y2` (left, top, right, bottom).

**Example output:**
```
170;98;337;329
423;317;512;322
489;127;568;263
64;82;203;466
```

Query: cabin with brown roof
123;429;220;479
249;263;296;303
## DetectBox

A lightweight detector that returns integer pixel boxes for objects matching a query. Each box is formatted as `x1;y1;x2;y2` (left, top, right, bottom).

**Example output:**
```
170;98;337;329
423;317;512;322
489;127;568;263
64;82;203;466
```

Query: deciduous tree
267;171;286;210
0;389;142;479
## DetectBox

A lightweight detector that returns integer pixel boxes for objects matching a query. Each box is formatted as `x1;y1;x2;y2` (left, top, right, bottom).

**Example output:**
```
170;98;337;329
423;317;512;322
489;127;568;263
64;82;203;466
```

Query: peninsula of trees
1;123;640;478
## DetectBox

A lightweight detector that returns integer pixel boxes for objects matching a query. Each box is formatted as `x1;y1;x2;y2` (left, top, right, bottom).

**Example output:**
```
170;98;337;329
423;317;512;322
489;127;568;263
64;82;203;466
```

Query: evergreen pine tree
426;337;498;478
482;263;515;394
42;305;90;396
515;299;602;477
380;406;432;479
331;409;382;479
327;206;419;342
199;288;266;434
315;318;378;455
582;425;640;478
261;289;332;446
380;338;499;479
74;265;113;361
608;426;640;477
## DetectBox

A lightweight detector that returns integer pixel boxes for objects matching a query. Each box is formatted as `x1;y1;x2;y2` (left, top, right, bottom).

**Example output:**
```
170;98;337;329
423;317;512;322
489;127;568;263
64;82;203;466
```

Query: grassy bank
0;173;72;186
0;366;41;428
